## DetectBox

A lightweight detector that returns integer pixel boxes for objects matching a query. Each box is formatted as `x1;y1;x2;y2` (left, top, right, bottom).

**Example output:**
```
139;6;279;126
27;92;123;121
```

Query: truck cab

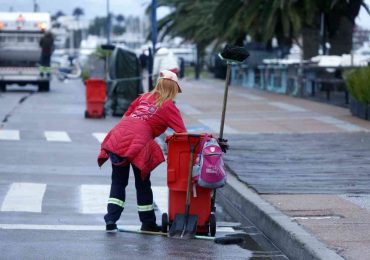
0;12;51;92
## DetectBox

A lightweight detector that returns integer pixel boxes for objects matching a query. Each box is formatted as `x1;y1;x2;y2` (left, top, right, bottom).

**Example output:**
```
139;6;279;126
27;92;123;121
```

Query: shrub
344;67;370;104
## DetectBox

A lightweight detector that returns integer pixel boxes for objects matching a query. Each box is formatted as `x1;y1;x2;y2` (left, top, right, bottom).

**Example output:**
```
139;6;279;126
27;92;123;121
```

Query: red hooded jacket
98;93;186;179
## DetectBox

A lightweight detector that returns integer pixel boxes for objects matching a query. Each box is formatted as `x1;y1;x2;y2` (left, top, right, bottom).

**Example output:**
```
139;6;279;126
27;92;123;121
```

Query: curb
217;170;344;260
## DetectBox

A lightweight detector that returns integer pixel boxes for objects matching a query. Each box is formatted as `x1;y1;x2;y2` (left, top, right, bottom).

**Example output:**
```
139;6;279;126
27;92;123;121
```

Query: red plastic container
165;133;213;235
84;79;106;118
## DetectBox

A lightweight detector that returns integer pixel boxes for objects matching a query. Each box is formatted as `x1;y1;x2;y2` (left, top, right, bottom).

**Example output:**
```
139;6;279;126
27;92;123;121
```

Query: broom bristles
220;44;249;63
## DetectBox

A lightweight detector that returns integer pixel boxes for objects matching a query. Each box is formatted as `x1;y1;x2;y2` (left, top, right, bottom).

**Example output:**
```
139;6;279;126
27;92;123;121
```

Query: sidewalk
176;77;370;260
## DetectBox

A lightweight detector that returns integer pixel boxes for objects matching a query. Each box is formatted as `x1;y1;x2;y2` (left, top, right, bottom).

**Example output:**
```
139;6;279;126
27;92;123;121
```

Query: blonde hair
148;78;179;107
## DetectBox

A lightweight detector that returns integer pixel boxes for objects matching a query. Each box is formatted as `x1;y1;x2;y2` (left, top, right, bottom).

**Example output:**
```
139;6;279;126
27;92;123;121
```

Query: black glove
217;138;229;153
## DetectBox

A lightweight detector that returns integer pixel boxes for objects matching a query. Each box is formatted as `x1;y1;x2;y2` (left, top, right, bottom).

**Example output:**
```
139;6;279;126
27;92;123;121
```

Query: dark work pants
104;163;156;224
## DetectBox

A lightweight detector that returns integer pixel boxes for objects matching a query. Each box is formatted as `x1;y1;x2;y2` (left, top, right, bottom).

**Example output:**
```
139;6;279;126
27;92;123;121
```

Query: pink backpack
192;135;226;189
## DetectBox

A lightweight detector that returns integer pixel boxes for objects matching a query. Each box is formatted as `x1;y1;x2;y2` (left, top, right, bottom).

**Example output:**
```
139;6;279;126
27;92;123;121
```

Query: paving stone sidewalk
176;77;370;260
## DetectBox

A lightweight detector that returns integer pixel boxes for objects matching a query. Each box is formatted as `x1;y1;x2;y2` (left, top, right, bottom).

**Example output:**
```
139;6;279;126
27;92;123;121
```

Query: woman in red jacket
98;70;186;232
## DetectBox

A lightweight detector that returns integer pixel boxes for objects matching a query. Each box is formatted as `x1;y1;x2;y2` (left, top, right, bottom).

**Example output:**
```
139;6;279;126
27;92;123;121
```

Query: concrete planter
349;96;369;120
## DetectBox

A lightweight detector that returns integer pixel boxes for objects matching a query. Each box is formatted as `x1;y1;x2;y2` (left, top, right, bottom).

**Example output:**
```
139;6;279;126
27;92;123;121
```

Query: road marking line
236;93;266;101
199;119;239;134
92;132;107;143
177;104;202;115
0;130;20;140
315;116;369;132
0;224;237;233
79;185;110;214
152;186;168;214
44;131;71;142
339;194;370;210
1;183;46;212
268;102;307;112
0;224;135;231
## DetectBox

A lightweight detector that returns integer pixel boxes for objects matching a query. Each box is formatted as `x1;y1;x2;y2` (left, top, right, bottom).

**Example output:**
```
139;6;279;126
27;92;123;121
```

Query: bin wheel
84;110;89;118
161;213;168;233
209;213;216;237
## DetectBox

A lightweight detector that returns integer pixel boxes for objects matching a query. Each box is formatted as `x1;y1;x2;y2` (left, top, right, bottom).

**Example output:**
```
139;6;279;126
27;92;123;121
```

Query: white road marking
0;224;135;231
315;116;369;132
79;185;110;214
92;132;107;143
268;102;307;112
199;119;239;134
44;131;71;142
236;93;266;101
1;183;46;212
0;130;20;140
0;224;237;233
152;186;168;214
339;194;370;211
176;104;202;115
214;227;236;232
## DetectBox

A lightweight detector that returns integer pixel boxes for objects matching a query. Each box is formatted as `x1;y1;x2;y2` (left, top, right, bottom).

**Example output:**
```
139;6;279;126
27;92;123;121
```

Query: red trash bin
84;79;106;118
164;133;215;235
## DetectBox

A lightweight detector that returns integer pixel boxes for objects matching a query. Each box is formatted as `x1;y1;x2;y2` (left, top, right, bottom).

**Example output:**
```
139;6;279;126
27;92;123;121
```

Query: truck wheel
38;82;50;92
0;83;6;92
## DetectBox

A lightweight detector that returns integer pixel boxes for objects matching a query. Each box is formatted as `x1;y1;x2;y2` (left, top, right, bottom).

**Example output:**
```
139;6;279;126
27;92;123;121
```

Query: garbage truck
0;12;51;92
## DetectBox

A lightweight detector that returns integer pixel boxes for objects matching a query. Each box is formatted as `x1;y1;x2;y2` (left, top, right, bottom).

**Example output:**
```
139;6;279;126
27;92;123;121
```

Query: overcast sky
0;0;369;29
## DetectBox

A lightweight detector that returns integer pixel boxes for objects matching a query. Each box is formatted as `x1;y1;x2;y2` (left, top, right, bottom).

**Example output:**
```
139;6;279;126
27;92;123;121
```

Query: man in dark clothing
139;51;148;72
39;31;54;68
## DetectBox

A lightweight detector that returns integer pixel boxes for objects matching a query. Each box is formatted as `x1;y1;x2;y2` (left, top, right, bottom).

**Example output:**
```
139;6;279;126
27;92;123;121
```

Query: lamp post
151;0;157;52
148;0;157;91
106;0;111;44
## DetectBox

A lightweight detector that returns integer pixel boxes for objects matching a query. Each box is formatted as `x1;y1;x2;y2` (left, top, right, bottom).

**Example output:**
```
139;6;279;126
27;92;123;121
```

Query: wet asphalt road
0;79;287;259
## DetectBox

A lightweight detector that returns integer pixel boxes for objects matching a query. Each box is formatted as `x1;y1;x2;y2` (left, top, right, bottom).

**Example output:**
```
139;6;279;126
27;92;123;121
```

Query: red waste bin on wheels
163;133;216;236
84;79;106;118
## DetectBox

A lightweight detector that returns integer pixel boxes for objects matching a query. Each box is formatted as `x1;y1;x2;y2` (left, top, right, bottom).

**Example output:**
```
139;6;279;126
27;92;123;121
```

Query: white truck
0;12;51;92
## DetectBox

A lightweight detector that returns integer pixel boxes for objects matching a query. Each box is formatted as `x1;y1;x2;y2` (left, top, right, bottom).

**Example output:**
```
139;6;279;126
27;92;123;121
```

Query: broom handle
214;63;231;214
219;63;231;140
185;148;194;216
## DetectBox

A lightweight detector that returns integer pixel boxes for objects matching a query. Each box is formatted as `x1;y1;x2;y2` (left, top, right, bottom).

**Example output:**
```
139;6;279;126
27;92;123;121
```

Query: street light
107;0;111;44
148;0;157;91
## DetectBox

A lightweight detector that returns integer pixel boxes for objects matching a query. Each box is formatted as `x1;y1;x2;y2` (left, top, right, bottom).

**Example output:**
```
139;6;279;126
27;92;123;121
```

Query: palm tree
72;7;84;20
153;0;368;60
51;10;65;21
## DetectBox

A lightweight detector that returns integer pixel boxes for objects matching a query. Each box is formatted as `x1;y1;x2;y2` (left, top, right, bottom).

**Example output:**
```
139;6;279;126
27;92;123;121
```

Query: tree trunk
302;25;320;60
329;16;353;55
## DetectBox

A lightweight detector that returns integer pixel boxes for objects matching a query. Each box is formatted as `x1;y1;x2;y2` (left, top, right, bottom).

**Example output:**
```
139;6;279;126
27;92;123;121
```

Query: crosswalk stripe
152;186;168;214
0;224;236;233
177;104;203;115
0;130;20;140
1;183;46;212
268;102;307;112
79;185;110;214
0;224;134;231
44;131;71;142
92;132;107;143
198;119;239;134
315;116;369;132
